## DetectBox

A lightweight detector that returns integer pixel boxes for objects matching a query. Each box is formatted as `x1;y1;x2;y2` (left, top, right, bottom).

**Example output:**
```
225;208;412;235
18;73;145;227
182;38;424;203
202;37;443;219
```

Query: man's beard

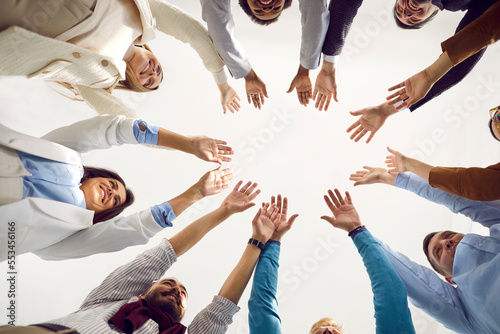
142;291;184;322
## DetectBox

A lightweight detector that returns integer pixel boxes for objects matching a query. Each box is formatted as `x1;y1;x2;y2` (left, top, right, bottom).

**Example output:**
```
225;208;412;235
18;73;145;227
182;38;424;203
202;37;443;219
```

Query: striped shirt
47;239;239;333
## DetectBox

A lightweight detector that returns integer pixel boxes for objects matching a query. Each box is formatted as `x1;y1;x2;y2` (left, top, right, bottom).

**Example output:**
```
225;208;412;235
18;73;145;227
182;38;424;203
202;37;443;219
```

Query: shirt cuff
150;202;176;227
212;69;228;84
133;120;160;145
322;55;338;63
395;172;411;189
349;226;368;240
267;240;281;246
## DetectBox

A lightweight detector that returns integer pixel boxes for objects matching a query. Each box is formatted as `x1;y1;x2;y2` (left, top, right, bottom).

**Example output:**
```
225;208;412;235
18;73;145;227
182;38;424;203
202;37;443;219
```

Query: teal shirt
248;231;416;334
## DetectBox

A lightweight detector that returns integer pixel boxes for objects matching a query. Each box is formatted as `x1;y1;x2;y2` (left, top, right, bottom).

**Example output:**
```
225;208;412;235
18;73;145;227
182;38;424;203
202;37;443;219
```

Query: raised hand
346;102;397;143
191;137;234;165
320;189;361;233
196;168;233;197
286;65;312;106
266;195;299;242
251;204;280;244
245;69;268;110
220;83;241;114
387;70;433;110
385;147;409;173
349;166;397;186
312;62;338;111
221;180;261;214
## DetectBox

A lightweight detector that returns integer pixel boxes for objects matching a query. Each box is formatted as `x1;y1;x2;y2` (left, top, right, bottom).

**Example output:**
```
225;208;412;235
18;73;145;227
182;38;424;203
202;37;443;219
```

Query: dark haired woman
0;115;234;261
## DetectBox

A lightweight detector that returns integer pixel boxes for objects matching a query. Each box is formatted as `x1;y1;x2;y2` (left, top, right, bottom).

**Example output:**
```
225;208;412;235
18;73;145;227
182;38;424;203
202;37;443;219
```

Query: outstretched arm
218;204;280;305
346;102;398;143
312;60;338;111
321;189;415;334
385;147;434;180
248;195;299;334
169;180;261;257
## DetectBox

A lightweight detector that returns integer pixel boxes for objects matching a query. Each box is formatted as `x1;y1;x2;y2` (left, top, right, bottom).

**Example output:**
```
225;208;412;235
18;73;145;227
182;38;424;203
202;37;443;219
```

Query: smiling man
199;0;329;109
379;224;500;333
0;181;280;334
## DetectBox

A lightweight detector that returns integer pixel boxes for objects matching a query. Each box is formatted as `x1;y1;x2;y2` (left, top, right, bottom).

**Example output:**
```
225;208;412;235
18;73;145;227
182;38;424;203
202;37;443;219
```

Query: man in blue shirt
350;167;500;333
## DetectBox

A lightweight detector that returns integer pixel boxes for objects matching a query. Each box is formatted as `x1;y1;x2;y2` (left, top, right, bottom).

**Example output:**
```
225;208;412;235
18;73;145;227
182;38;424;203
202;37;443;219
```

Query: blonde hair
309;317;344;334
117;44;159;93
51;44;158;99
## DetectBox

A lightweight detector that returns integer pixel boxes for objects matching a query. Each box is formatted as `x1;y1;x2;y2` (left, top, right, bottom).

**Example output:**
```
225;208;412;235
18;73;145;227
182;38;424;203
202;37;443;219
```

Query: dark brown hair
238;0;293;25
393;3;439;29
81;166;135;224
423;231;446;276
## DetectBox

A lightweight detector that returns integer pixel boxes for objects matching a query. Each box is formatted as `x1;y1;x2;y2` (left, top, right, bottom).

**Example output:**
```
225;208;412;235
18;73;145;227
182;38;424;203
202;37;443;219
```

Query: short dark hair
238;0;293;26
81;166;135;224
423;231;446;276
393;3;439;29
489;119;500;142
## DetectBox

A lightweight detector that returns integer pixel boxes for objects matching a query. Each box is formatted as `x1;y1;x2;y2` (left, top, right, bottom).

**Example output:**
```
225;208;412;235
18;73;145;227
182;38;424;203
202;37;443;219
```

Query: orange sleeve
429;162;500;201
441;1;500;66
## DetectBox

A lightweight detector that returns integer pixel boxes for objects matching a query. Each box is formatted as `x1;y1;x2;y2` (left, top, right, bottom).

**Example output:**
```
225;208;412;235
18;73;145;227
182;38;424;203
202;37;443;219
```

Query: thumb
288;214;299;226
350;110;362;116
286;83;294;94
320;216;335;225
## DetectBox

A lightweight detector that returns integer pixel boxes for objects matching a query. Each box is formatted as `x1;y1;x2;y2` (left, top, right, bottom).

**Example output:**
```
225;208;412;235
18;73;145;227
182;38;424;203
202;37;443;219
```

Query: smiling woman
238;0;293;25
79;166;135;224
393;0;439;29
0;0;240;116
0;115;235;261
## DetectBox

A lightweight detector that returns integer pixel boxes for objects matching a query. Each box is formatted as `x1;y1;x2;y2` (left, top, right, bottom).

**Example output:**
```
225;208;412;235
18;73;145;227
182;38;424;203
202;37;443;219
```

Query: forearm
169;206;232;257
157;127;196;154
299;0;329;70
219;244;261;305
353;231;415;334
249;242;281;334
403;156;435;180
425;51;453;86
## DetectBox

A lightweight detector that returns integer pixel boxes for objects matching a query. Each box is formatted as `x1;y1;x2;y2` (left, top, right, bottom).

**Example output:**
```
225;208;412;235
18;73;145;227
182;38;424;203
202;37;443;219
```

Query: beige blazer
0;0;225;117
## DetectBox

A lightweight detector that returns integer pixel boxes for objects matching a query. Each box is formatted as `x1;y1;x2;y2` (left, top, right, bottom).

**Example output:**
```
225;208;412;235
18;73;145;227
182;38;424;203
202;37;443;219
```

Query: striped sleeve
80;239;177;309
188;295;240;334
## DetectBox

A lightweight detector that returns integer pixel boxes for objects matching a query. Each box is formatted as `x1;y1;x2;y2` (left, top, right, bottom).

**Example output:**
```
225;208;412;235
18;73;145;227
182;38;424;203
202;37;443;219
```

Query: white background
1;0;499;333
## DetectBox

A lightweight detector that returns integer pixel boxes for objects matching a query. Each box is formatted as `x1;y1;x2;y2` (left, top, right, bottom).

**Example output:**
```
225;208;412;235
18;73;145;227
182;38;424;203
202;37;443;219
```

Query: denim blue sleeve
353;230;416;334
248;242;282;334
133;120;160;145
150;202;176;227
396;172;500;228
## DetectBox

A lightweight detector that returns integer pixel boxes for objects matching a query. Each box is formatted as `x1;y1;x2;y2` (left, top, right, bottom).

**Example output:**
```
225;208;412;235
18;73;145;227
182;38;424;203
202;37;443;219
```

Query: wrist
248;238;266;251
244;69;256;81
381;101;399;116
321;60;335;73
297;64;310;76
217;81;229;93
250;234;267;244
347;224;363;234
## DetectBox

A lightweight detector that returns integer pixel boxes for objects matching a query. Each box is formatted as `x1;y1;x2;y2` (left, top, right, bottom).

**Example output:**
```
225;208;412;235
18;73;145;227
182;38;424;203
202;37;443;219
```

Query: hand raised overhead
321;189;362;233
221;180;261;214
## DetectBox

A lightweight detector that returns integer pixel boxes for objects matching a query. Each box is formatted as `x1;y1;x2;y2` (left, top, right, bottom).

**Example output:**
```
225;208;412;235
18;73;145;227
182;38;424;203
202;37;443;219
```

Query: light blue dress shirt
17;120;174;227
396;172;500;227
378;172;500;333
248;231;415;334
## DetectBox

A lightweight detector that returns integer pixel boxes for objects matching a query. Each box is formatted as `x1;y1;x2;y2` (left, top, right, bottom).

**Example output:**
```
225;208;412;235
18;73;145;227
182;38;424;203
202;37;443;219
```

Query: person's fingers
219;156;232;162
323;96;332;111
349;110;363;116
245;182;259;195
345;191;353;205
323;194;336;213
287;213;299;226
334;189;345;205
388;82;405;91
354;129;368;142
328;189;341;208
333;87;338;103
320;215;336;225
349;126;364;140
263;86;269;98
239;181;252;193
286;83;294;94
312;88;318;100
248;189;262;201
232;180;243;192
215;139;228;145
346;120;360;133
366;131;376;143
